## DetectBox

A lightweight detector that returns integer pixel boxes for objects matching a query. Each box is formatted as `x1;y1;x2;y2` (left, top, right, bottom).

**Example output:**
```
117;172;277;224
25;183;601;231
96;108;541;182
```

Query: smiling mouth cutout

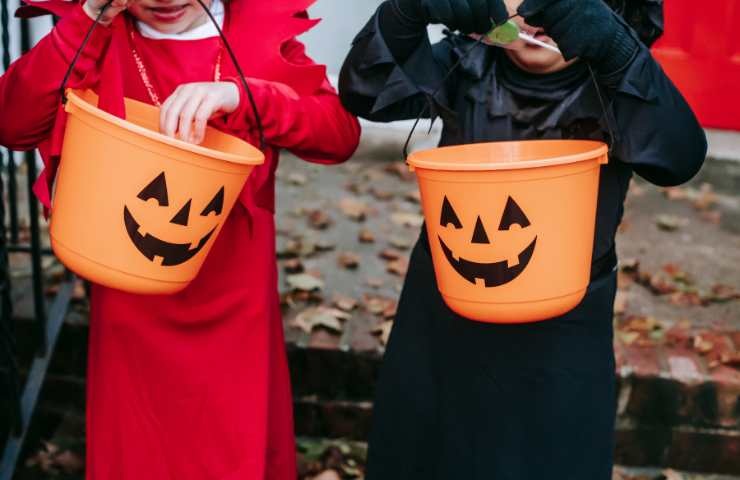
438;236;537;287
123;207;215;267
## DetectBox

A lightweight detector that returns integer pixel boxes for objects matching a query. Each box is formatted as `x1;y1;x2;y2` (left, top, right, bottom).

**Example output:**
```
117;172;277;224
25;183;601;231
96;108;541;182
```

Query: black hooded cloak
338;2;706;478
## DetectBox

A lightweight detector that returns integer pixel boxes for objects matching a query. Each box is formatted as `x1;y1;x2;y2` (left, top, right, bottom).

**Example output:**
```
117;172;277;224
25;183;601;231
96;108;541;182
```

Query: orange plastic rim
50;89;264;295
408;140;608;323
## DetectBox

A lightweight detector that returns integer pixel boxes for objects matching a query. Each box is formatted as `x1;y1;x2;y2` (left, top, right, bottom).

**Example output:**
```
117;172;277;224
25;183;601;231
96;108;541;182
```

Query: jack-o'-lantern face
437;195;537;287
123;172;224;266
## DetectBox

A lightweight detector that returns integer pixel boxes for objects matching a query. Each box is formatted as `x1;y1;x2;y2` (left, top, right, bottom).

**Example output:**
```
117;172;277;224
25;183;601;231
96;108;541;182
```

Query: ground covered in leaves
7;153;740;480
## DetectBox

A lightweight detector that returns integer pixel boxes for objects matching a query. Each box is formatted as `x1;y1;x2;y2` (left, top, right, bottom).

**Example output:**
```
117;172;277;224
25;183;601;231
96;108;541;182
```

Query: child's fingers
177;92;207;143
192;96;219;144
160;87;191;138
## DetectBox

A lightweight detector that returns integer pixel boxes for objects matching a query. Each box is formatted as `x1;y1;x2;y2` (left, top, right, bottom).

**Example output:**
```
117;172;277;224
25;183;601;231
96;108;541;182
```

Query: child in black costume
339;0;706;479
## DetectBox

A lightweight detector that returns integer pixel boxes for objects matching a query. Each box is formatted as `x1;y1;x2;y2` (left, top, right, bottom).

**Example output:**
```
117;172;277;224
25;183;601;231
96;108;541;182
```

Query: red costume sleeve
0;4;111;150
222;39;361;165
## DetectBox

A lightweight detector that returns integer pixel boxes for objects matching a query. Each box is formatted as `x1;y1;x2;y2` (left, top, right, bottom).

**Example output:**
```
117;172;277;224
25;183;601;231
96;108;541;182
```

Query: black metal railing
0;4;76;479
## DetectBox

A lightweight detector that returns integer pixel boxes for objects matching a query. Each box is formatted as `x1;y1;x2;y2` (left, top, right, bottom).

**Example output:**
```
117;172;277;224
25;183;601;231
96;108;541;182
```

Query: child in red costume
0;0;360;478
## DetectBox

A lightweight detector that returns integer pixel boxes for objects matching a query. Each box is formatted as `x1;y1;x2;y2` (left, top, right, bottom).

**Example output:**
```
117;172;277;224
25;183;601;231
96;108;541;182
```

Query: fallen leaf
404;190;421;203
692;183;717;211
339;198;368;221
283;259;305;274
307;210;333;230
669;291;704;307
337;252;360;270
617;331;640;346
662;264;692;285
620;258;640;273
662;187;688;200
387;258;409;277
692;334;714;354
287;274;324;292
290;307;350;334
391;212;424;228
655;214;689;232
705;284;740;303
379;248;402;261
647;271;678;295
373;320;394;346
622;315;662;333
332;294;358;312
389;235;413;250
370;187;395;201
315;239;336;252
358;229;376;244
363;295;395;315
287;172;308;186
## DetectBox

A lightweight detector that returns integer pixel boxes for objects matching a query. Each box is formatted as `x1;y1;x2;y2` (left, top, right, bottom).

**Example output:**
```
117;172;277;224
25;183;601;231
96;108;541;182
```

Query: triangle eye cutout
200;187;225;217
440;196;462;229
498;196;531;230
471;216;490;244
170;200;191;226
138;172;169;206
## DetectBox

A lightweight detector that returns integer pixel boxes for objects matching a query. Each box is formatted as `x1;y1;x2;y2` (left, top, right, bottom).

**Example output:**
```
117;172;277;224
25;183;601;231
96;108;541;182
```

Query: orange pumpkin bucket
50;89;264;295
407;140;608;323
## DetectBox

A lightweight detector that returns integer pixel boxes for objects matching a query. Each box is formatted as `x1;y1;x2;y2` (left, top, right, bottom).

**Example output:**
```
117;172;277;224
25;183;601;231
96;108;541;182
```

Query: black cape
339;9;706;480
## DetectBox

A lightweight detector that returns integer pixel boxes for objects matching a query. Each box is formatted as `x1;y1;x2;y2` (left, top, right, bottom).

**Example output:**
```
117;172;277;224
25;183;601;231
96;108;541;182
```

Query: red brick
618;344;663;378
709;365;740;428
665;348;707;385
664;427;740;475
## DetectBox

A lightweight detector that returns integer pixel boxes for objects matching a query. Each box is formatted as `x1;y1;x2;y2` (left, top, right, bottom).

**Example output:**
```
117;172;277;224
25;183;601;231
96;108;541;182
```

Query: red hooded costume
0;1;360;478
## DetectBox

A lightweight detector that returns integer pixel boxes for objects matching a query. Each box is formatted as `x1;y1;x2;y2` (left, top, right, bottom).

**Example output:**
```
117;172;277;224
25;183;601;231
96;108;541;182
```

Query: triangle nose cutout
471;216;490;244
170;200;192;226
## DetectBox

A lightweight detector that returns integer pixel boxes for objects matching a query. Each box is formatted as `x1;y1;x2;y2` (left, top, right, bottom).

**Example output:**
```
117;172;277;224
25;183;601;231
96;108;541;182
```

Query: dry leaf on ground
283;259;305;274
387;258;409;277
332;294;358;312
287;172;308;186
290;307;350;334
307;210;333;230
391;212;424;228
379;248;402;261
655;214;689;231
339;198;368;221
358;228;376;243
287;274;324;292
373;320;394;346
337;252;361;270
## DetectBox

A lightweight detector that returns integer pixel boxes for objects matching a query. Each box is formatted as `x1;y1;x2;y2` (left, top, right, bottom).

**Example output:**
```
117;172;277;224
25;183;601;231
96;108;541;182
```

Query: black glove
393;0;509;34
517;0;638;74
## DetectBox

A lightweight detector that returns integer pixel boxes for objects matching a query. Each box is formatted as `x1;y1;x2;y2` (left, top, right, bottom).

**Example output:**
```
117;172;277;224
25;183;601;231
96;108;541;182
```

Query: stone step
5;318;739;475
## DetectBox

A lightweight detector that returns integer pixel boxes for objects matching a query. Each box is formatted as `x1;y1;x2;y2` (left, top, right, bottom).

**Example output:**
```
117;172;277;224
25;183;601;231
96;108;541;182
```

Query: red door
652;0;740;130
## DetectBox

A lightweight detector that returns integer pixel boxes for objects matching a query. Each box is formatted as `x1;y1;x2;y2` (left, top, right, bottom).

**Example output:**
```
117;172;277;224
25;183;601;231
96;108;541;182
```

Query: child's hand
159;82;240;145
393;0;509;34
82;0;129;25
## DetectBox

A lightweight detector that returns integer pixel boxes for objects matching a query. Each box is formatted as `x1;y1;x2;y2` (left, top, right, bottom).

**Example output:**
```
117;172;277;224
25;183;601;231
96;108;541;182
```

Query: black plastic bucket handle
58;0;266;150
